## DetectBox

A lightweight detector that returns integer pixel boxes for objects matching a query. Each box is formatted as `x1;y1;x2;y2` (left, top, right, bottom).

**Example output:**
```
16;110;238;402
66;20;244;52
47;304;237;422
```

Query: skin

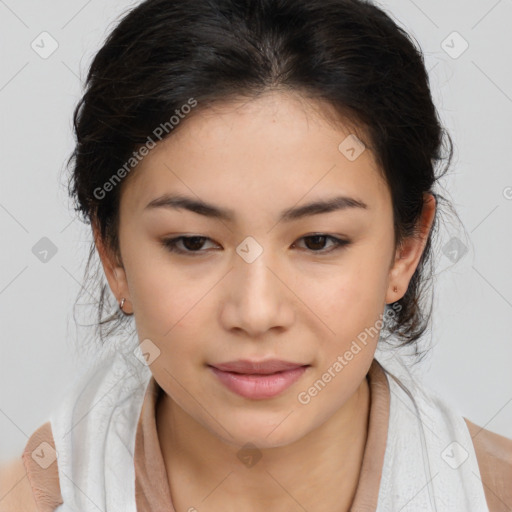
94;90;436;512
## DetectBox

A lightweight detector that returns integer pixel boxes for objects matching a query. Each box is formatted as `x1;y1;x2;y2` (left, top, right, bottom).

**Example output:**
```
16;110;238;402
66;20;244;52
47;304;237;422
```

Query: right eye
161;236;219;256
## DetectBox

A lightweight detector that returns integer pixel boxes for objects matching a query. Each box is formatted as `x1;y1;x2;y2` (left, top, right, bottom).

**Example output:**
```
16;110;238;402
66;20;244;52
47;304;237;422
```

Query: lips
208;359;310;399
210;359;307;375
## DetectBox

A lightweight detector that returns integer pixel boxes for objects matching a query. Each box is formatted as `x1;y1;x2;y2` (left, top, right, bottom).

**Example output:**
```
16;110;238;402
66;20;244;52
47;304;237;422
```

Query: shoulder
464;417;512;512
0;456;38;511
0;421;63;512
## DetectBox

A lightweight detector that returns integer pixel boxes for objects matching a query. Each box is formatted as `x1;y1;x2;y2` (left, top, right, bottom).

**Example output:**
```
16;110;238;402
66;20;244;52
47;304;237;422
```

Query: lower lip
208;365;309;399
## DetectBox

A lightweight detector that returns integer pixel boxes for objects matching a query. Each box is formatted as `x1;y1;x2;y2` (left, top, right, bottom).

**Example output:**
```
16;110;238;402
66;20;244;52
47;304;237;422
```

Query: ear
385;193;436;304
92;219;133;314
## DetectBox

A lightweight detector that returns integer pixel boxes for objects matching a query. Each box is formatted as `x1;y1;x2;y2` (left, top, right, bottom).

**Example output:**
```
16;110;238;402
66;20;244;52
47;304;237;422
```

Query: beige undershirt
20;358;512;511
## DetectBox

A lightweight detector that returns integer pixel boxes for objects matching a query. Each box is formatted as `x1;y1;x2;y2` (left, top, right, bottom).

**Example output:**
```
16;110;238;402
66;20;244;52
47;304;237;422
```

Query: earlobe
92;220;133;314
385;193;436;304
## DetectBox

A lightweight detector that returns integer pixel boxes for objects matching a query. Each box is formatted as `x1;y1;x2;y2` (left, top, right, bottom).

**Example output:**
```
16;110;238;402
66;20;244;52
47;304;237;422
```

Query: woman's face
96;90;433;448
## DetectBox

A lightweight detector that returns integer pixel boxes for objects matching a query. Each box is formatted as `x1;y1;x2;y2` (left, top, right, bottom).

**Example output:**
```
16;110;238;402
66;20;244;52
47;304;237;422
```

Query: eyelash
160;234;351;256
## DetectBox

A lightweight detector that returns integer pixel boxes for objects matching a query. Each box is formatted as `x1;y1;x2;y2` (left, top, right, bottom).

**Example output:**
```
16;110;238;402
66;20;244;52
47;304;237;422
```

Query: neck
156;374;371;512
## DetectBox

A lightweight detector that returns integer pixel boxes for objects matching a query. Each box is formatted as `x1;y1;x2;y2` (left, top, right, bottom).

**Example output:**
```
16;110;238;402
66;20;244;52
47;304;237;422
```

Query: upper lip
209;359;309;375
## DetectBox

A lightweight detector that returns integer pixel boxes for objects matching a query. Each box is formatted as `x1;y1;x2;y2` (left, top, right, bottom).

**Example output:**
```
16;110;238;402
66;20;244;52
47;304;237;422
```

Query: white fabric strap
374;352;489;511
51;345;151;512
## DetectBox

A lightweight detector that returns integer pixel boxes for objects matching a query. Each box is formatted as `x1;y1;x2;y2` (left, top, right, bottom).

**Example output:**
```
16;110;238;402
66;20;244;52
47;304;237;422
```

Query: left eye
161;234;350;256
293;234;350;253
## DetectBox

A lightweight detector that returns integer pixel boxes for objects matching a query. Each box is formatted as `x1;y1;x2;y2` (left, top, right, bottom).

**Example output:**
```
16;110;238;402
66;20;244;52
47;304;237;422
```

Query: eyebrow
144;193;369;222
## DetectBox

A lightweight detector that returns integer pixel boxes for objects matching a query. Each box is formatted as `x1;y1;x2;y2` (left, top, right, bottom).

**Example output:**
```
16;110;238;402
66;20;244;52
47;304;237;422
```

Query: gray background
1;0;511;462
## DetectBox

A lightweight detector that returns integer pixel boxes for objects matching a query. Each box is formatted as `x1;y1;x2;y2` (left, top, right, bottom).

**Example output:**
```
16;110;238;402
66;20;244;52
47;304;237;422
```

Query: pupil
184;237;204;250
307;235;326;250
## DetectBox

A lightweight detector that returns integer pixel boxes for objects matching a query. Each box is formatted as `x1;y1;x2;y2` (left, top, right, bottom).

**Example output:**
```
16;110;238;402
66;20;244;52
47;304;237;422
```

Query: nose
219;249;295;339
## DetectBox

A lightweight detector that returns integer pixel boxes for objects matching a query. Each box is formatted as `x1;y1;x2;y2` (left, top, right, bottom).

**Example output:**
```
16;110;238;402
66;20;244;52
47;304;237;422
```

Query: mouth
207;359;311;399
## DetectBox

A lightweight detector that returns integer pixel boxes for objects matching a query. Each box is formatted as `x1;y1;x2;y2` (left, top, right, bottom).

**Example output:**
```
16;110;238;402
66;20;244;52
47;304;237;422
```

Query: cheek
308;259;391;370
123;246;201;341
318;257;389;326
124;261;215;378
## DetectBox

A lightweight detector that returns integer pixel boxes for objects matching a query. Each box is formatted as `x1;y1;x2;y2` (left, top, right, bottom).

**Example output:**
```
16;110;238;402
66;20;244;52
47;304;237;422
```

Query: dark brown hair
65;0;460;360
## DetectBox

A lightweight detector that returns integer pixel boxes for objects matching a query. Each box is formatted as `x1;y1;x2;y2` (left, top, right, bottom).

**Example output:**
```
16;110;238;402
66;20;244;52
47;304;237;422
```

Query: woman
1;0;511;510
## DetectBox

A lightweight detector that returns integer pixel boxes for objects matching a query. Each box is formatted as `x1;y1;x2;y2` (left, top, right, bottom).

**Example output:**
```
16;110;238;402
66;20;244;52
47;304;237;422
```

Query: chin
212;410;311;450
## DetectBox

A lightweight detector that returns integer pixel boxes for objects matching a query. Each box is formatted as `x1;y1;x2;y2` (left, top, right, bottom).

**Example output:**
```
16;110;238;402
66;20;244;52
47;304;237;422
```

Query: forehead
121;91;391;219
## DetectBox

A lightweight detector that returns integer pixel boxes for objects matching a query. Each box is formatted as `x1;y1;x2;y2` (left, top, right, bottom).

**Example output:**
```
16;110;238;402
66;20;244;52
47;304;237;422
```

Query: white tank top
375;349;490;511
50;342;490;511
